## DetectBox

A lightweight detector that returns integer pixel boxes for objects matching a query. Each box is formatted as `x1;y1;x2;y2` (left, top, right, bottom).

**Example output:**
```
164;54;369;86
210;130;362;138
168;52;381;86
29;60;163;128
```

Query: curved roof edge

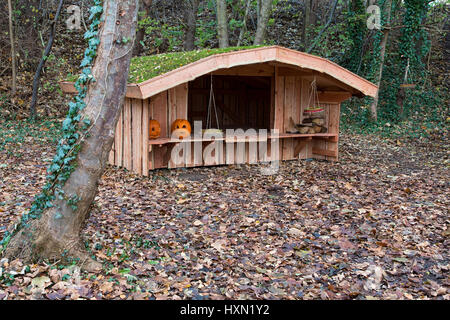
60;46;378;100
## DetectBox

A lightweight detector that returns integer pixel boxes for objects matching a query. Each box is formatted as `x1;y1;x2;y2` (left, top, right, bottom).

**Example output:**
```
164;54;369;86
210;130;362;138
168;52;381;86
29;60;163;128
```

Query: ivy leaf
62;118;73;131
89;38;100;47
80;56;93;68
84;30;98;39
89;5;103;20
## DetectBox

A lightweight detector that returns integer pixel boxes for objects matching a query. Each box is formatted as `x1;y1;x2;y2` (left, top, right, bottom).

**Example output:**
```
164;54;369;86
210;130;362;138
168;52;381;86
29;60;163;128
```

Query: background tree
216;0;229;48
342;0;366;74
306;0;339;53
253;0;273;45
29;0;65;120
369;0;393;122
133;0;153;56
7;0;16;95
184;0;200;50
301;0;313;50
2;0;139;271
237;0;251;47
395;0;430;118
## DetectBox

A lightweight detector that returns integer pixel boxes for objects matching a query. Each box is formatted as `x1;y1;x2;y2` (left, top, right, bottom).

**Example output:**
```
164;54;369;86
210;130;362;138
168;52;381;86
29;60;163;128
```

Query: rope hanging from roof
296;76;327;134
307;76;321;110
303;76;324;119
206;73;221;130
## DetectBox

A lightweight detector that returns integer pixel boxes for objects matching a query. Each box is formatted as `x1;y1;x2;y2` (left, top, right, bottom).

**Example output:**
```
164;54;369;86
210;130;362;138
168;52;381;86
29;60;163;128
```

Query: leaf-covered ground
0;120;448;300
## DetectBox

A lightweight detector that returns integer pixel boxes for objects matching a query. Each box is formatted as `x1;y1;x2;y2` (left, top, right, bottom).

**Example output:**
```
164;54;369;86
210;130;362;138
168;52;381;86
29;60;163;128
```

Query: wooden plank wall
299;78;312;159
167;83;189;169
311;103;340;161
108;97;150;176
274;75;312;161
188;75;271;130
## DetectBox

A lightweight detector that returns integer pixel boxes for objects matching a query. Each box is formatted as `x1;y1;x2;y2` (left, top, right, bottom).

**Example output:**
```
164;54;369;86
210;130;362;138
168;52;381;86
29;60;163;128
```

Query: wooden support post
294;137;312;157
114;107;123;167
123;98;132;171
142;98;149;176
132;98;143;175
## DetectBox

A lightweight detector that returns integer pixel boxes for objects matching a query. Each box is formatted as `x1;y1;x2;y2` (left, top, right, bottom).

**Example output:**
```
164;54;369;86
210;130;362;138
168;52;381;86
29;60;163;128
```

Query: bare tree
237;0;251;47
133;0;153;56
3;0;139;271
184;0;200;51
216;0;229;48
370;0;393;122
29;0;65;119
7;0;17;95
302;0;313;50
253;0;272;45
306;0;338;53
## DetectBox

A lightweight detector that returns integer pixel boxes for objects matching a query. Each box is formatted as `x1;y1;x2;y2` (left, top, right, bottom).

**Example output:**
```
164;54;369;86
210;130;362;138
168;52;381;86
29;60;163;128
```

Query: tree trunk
302;0;312;51
7;0;17;95
397;57;410;117
237;0;251;47
133;0;152;56
184;0;200;51
306;0;338;53
369;0;393;122
4;0;139;271
216;0;229;48
29;0;65;120
253;0;272;45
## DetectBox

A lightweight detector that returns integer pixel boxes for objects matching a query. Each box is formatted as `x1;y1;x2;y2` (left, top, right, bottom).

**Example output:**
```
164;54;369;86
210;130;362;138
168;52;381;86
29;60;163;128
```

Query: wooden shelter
60;46;378;176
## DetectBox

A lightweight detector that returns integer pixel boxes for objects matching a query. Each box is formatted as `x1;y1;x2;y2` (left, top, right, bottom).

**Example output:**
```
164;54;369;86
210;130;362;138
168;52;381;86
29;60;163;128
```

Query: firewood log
286;117;299;133
313;125;323;133
312;118;325;126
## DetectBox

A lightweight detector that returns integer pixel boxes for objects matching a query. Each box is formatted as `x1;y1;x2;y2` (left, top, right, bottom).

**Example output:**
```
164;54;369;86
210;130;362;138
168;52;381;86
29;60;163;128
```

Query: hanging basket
303;78;324;119
203;128;223;135
303;107;325;118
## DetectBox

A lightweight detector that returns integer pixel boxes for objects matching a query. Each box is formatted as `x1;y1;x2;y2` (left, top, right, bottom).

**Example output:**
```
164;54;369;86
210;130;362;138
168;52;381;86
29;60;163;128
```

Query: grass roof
128;46;264;83
65;46;264;84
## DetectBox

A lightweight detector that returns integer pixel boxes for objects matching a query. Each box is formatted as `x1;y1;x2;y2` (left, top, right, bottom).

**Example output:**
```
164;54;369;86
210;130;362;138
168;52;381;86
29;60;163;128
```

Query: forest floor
0;119;448;300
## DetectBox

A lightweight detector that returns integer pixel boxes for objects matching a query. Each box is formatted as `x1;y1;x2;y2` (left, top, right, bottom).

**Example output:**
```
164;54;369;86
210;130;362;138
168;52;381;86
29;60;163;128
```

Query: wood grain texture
123;98;132;171
274;75;285;161
142;98;149;176
282;76;295;160
114;107;123;167
132;98;143;175
152;91;168;169
326;103;340;161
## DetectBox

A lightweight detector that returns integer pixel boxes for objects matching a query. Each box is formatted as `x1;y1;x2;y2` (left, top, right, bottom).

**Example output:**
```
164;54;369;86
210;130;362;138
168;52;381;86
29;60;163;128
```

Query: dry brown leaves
0;125;449;300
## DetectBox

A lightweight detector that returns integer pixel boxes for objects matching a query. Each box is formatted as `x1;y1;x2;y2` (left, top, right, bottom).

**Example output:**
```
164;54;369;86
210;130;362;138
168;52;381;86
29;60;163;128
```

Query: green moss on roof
64;46;265;84
127;46;264;83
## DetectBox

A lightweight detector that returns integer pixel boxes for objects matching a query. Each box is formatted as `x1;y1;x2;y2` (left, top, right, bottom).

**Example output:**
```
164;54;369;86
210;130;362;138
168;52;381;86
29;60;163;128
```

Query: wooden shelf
149;133;338;146
276;133;337;139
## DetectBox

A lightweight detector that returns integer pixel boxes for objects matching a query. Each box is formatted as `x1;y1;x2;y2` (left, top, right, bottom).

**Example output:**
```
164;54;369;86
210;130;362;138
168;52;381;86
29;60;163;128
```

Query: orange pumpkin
149;119;161;139
171;119;191;140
